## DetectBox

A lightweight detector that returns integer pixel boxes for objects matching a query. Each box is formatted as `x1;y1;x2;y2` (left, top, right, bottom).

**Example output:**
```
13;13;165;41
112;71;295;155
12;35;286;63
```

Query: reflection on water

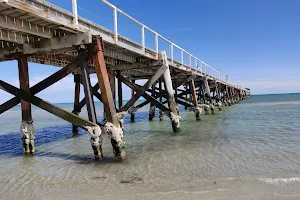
1;94;300;199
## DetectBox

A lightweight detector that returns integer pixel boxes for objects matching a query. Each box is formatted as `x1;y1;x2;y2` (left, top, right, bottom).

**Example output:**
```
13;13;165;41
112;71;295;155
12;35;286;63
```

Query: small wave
243;101;300;107
259;177;300;184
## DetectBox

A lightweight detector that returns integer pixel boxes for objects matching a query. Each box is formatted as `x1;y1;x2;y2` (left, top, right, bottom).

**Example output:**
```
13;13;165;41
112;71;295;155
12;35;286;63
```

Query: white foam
260;177;300;184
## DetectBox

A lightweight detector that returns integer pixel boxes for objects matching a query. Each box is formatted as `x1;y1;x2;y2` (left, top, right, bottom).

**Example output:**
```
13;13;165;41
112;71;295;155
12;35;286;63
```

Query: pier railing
45;0;243;90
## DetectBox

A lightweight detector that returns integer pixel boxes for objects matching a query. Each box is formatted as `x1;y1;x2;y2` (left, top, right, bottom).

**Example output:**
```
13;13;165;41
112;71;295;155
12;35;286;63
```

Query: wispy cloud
237;78;300;94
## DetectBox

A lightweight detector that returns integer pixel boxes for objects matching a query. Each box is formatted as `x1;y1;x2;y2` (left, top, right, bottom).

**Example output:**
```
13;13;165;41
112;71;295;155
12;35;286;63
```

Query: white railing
69;0;245;90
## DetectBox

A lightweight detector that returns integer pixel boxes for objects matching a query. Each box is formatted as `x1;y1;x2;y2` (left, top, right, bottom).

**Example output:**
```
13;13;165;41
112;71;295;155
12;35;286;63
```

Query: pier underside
0;0;250;159
0;34;250;159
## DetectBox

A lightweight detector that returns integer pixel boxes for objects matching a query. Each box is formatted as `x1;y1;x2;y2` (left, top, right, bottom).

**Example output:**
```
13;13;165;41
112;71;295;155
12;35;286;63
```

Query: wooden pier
0;0;250;159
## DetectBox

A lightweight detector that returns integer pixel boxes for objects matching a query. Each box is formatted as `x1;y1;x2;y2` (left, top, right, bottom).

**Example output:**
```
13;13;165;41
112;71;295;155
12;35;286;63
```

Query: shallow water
1;94;300;200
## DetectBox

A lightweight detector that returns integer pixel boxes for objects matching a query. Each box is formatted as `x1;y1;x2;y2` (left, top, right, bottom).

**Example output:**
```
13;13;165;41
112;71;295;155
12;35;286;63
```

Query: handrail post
141;25;145;52
72;0;78;29
181;50;184;65
170;43;174;64
200;61;203;73
155;34;158;58
113;7;118;44
189;55;192;67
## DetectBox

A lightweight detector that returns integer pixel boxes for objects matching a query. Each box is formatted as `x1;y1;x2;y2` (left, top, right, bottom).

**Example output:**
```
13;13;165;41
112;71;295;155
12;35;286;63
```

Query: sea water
0;94;300;199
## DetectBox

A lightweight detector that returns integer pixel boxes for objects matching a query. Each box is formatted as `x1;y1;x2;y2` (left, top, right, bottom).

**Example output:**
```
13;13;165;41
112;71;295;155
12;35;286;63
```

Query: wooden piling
185;85;188;110
72;74;81;134
190;79;201;120
107;68;116;105
160;51;180;132
159;78;164;121
130;80;135;122
117;71;123;110
149;83;156;121
18;55;35;154
79;47;102;159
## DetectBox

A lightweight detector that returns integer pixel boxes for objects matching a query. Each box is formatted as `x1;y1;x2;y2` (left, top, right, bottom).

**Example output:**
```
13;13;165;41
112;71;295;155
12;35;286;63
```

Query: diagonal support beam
117;75;169;112
72;83;103;114
175;98;193;108
120;64;167;112
0;80;97;128
79;48;97;123
0;53;83;114
133;90;164;110
174;74;196;88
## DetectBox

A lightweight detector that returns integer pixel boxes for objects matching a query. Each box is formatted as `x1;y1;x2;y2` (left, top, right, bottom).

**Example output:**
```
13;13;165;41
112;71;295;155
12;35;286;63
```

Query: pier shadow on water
0;124;86;156
0;110;175;157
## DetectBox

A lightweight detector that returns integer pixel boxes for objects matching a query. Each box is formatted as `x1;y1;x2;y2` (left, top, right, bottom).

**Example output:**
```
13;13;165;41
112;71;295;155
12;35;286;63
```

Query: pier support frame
18;55;35;154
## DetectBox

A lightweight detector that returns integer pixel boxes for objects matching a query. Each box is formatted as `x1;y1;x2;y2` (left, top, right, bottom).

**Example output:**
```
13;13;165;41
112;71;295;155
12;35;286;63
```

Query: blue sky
0;0;300;103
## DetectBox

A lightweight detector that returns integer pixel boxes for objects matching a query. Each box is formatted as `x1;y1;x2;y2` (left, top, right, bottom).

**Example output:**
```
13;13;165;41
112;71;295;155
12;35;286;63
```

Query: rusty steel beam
90;36;119;126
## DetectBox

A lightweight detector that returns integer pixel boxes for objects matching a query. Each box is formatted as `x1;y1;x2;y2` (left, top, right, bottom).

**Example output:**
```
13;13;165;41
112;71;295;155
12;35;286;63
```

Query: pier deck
0;0;250;159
